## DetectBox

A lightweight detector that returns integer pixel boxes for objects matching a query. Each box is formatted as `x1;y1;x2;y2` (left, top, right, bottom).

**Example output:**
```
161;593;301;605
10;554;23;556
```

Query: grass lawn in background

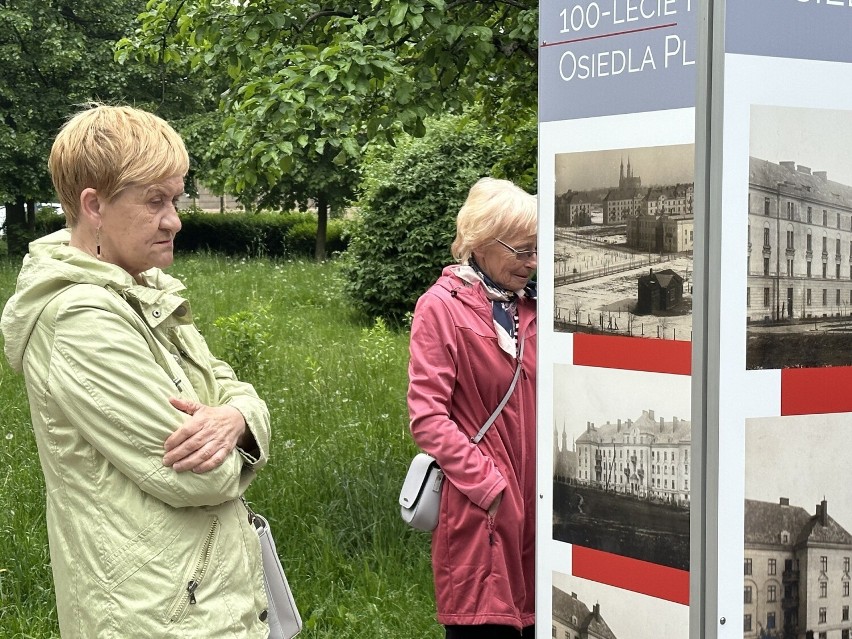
0;253;440;639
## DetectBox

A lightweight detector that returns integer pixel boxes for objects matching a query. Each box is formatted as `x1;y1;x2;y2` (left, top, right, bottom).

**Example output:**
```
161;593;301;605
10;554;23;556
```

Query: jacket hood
435;265;536;313
435;266;491;314
1;229;184;372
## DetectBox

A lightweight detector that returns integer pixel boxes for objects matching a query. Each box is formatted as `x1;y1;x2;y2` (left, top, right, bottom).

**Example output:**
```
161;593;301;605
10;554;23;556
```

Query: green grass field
0;253;441;638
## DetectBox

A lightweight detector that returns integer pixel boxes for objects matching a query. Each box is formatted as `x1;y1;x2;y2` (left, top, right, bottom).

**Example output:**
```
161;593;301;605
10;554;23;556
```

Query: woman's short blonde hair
48;103;189;226
451;177;538;263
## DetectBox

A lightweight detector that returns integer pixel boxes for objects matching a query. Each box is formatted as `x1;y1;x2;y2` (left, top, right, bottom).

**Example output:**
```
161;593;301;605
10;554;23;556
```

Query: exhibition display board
536;2;852;638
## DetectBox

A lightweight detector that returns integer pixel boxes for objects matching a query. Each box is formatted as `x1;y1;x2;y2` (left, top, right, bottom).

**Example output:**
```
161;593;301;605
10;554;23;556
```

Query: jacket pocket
102;510;183;589
165;516;220;624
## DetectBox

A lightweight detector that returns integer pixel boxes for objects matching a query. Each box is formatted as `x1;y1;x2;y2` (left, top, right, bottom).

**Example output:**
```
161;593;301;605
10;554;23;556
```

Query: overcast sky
750;104;852;187
745;413;852;532
555;144;695;193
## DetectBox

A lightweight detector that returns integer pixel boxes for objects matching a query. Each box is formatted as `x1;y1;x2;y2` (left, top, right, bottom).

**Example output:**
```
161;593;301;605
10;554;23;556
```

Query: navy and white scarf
454;258;536;356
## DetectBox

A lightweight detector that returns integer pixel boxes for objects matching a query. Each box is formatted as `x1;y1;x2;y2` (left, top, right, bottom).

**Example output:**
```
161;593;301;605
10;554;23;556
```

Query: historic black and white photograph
552;570;689;639
744;413;852;639
747;105;852;369
552;364;691;570
553;144;695;342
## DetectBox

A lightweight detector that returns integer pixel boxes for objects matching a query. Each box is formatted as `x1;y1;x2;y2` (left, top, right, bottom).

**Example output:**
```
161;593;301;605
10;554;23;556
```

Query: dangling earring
96;226;101;258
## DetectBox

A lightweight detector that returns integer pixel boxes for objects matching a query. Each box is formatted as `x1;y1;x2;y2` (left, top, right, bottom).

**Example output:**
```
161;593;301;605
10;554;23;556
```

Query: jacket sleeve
407;291;507;510
43;294;260;509
209;349;270;469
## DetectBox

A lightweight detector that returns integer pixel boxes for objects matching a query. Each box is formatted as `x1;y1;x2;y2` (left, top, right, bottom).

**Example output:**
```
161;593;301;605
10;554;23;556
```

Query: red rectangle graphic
573;333;692;375
572;545;689;605
781;366;852;416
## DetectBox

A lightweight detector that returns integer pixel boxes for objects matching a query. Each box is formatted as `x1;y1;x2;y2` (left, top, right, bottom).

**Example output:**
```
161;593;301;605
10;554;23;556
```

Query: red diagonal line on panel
573;333;692;375
540;23;678;49
573;545;689;605
781;366;852;416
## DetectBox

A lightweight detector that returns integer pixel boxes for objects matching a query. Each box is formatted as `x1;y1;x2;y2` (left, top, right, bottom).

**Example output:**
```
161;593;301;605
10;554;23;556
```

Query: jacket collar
1;229;189;371
434;265;536;341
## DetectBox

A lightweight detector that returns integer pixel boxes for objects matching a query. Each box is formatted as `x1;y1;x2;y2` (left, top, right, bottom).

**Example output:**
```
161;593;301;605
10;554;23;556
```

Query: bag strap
470;331;526;444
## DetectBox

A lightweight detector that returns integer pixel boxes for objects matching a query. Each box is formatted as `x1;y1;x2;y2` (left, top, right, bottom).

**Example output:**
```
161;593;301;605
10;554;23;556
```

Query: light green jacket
2;230;272;638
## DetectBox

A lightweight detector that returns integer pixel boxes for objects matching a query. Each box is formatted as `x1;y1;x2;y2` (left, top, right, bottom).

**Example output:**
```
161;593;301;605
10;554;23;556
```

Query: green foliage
358;317;398;368
0;255;439;639
176;211;349;258
213;304;272;383
341;115;512;322
118;1;537;217
34;209;66;238
0;0;217;255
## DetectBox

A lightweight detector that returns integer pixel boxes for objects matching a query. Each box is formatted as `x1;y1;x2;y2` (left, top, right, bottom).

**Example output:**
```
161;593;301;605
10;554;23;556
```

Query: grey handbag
399;452;444;530
399;333;526;531
245;502;302;639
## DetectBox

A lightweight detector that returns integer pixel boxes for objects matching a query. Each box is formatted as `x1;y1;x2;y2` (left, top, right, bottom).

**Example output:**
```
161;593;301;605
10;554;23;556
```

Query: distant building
627;211;659;251
619;157;642;191
637;268;684;313
556;191;594;227
643;183;694;217
574;409;690;505
553;424;578;481
190;182;243;212
658;214;695;253
552;587;618;639
603;187;644;225
627;184;695;252
744;497;852;639
747;157;852;323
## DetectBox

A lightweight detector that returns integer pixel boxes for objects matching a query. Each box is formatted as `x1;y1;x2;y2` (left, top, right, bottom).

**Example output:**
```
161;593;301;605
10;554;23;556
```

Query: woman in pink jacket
408;177;537;639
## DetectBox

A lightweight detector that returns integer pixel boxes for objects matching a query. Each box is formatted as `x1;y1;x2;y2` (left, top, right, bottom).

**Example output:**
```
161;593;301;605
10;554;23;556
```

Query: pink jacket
408;266;536;629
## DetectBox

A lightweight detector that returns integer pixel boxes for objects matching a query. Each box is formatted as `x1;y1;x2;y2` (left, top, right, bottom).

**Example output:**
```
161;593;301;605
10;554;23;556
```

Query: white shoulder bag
244;499;302;639
399;333;526;531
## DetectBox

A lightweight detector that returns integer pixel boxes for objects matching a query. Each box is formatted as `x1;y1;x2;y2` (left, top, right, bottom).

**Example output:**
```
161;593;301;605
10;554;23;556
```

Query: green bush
176;210;349;258
341;116;513;322
286;219;347;257
35;209;66;237
212;304;272;384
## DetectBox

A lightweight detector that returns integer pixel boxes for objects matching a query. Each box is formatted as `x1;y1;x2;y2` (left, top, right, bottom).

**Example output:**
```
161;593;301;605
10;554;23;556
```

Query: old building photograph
551;571;689;639
745;413;852;639
553;145;694;341
552;364;691;570
552;584;618;639
746;105;852;369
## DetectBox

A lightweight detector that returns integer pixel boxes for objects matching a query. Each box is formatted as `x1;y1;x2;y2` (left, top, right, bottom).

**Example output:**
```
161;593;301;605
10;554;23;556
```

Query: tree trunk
314;196;328;261
5;197;29;257
26;200;36;235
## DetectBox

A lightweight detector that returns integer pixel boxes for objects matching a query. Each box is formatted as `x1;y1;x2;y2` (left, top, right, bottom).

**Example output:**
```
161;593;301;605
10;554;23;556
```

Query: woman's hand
162;398;247;473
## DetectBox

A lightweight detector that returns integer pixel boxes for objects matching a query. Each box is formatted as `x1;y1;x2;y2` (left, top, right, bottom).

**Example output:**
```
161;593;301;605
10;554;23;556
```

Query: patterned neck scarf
469;257;518;337
453;259;536;356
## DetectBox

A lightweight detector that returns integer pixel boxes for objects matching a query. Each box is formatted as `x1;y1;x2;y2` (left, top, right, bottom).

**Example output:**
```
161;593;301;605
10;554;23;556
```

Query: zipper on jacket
167;517;219;623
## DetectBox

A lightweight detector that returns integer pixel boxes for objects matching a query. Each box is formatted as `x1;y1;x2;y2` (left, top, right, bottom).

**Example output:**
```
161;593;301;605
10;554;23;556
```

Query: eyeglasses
495;238;537;261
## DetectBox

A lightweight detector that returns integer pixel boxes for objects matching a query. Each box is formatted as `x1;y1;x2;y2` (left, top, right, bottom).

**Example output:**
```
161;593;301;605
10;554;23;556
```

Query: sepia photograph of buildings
553;144;695;342
552;364;692;570
747;105;852;369
551;570;689;639
744;413;852;639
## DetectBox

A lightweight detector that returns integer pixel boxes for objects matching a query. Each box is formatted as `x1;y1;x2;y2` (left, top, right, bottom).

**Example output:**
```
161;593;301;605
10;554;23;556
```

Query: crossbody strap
470;331;526;444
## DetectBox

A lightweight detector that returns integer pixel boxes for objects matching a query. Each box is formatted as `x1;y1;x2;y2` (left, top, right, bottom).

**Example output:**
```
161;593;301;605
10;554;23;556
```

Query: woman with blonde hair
408;177;538;638
2;104;272;638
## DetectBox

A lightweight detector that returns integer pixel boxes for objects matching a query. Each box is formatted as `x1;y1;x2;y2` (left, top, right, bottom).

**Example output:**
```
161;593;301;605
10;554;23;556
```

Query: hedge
33;209;349;259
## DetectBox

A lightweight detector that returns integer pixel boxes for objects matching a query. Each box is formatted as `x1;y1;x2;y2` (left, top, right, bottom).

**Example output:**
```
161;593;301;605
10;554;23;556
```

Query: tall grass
0;254;441;639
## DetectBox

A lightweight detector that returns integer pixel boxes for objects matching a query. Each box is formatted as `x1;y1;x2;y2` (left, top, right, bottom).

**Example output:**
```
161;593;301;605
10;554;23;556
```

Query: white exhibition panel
537;109;696;638
712;51;852;636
